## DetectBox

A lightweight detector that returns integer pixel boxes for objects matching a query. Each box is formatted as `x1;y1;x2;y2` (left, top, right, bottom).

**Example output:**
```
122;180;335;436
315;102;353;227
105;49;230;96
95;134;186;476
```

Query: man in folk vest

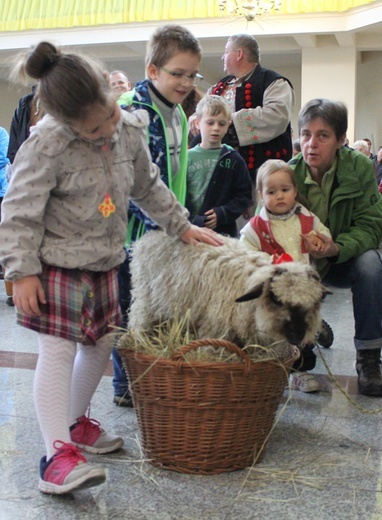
190;34;295;183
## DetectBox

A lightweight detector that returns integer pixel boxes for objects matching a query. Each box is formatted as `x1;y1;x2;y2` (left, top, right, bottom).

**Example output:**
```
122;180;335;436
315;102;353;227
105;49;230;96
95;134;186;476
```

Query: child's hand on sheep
181;225;224;246
301;231;340;258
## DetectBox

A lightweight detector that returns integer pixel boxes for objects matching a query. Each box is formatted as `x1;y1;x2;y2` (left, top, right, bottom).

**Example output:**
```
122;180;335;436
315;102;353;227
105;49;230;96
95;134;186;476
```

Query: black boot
292;343;317;372
356;349;382;396
317;320;334;348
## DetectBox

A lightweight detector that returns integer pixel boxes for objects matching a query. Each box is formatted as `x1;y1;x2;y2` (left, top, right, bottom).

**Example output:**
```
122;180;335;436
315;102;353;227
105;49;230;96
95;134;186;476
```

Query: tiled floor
1;279;382;520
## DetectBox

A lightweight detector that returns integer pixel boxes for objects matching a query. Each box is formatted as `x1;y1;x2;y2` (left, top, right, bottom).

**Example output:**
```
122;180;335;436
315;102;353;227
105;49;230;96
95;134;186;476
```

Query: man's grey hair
228;34;260;63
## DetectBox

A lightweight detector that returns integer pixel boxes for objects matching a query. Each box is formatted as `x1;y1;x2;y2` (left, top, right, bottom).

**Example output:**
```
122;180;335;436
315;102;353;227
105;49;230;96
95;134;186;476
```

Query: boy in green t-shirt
186;95;252;237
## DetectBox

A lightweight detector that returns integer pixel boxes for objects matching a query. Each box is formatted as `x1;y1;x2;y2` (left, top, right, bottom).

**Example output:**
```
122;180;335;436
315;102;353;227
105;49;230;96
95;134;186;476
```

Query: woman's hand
180;225;224;246
301;232;340;259
13;275;46;316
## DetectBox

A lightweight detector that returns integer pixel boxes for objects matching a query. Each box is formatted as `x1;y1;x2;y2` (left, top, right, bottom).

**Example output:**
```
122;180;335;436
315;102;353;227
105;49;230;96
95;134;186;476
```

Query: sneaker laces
291;372;316;385
72;415;102;439
299;373;315;381
52;440;87;464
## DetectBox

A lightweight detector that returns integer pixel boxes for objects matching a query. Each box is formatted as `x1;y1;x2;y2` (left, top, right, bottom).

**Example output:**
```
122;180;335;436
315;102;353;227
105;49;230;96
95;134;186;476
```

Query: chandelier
218;0;283;22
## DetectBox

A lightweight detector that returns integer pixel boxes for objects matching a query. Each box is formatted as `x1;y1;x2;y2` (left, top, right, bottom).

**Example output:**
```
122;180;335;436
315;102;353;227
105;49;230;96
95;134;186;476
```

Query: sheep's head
236;263;329;345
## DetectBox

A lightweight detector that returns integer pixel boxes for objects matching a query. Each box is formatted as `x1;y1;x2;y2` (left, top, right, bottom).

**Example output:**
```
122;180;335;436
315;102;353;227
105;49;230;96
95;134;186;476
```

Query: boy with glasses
112;24;203;407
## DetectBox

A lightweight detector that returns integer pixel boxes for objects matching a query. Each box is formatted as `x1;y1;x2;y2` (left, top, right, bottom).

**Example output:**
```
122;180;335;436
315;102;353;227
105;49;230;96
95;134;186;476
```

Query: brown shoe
113;395;134;408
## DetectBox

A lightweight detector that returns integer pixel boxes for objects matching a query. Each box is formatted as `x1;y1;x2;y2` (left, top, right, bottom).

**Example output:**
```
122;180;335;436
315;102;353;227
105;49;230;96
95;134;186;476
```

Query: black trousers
292;343;317;372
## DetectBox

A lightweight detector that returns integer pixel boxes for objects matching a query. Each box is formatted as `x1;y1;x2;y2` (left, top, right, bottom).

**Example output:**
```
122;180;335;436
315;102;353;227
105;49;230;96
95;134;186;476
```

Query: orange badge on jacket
98;193;116;217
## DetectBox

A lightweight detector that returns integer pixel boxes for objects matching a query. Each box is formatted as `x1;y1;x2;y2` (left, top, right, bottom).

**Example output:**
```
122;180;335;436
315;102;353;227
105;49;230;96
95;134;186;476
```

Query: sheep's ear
235;283;264;302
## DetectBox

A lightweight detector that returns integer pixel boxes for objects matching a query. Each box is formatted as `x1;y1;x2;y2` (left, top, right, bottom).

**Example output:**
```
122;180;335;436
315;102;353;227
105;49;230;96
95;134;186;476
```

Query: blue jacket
0;127;10;197
119;80;188;244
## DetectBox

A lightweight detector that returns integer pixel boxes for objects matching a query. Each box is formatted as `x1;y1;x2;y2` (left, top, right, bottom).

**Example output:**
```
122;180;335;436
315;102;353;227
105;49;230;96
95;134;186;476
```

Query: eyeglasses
159;66;203;86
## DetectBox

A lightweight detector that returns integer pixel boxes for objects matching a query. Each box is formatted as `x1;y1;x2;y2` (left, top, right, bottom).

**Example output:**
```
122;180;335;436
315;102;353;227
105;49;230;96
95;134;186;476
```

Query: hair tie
41;54;59;75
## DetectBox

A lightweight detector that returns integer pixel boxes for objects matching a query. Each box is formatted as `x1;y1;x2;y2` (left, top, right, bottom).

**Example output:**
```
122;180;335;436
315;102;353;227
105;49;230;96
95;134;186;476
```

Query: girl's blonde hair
256;159;297;193
10;41;114;123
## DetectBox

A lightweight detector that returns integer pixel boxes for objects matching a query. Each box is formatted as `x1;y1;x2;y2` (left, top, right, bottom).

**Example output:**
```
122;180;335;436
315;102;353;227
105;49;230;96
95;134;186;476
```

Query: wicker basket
119;338;296;475
2;266;13;297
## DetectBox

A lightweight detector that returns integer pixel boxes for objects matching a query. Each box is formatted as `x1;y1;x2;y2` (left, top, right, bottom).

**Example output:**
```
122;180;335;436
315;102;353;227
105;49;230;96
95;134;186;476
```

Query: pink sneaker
70;415;124;454
39;441;106;494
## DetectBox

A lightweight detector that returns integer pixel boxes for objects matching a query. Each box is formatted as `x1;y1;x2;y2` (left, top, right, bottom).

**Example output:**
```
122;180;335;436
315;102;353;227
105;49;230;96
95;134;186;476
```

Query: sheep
128;230;329;349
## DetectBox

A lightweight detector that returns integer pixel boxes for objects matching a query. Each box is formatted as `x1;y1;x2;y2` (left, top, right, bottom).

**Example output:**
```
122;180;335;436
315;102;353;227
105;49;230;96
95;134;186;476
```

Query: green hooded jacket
118;86;188;244
289;146;382;276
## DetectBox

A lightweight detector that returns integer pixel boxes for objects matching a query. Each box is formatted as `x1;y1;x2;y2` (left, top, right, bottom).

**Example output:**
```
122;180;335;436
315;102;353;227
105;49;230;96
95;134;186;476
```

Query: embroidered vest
250;212;314;255
211;65;293;178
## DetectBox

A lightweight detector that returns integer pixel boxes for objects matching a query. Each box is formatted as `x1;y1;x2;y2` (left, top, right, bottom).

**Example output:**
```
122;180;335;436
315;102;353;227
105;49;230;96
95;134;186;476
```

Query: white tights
34;333;113;459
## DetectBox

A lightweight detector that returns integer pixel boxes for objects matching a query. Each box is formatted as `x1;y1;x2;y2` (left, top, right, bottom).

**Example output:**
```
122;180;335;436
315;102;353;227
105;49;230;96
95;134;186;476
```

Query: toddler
240;159;332;393
240;159;331;263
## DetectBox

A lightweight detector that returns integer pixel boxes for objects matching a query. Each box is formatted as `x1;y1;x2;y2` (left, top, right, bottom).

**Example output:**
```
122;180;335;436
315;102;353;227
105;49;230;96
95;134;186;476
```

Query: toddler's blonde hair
256;159;297;194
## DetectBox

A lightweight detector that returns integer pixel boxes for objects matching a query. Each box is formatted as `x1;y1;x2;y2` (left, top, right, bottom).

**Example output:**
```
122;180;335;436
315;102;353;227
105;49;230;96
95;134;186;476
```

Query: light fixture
218;0;283;22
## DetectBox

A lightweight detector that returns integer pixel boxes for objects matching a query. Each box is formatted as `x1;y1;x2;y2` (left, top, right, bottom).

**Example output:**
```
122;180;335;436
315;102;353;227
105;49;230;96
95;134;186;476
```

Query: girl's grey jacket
0;109;190;281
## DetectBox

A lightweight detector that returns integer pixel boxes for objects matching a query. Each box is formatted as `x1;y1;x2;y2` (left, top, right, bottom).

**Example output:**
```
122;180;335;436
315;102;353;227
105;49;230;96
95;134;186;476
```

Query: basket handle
172;338;252;375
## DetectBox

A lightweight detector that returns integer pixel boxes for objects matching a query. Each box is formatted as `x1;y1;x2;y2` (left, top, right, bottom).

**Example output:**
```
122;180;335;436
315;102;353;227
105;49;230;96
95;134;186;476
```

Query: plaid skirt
17;264;122;346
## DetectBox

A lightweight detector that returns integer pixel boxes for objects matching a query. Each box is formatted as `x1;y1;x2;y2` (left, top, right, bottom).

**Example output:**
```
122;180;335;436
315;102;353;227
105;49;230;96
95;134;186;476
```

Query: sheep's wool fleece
128;231;325;347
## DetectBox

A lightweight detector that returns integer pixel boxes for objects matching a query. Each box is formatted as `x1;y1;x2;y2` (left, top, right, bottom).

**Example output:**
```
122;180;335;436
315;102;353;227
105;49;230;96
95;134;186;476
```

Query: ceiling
1;3;382;87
